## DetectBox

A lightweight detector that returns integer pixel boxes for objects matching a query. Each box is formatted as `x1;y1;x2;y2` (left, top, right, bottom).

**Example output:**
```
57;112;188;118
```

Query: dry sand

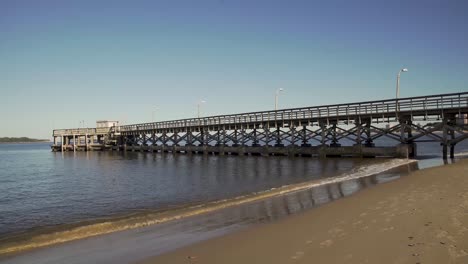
139;159;468;264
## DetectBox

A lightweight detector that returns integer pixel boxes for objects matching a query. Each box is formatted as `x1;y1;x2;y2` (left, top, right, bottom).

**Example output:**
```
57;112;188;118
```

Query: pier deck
52;92;468;159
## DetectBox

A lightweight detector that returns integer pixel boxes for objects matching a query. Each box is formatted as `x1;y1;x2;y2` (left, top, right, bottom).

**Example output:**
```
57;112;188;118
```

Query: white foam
454;151;468;157
274;158;417;195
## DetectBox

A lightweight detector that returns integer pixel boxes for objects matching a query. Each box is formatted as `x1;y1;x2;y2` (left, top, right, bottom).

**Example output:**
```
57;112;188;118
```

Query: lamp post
275;88;284;110
396;68;408;98
197;100;206;118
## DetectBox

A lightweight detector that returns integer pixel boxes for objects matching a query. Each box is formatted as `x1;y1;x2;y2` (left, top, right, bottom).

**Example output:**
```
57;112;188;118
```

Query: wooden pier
52;92;468;159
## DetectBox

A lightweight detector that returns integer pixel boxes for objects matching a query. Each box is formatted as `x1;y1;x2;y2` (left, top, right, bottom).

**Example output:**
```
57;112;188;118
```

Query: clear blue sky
1;0;467;139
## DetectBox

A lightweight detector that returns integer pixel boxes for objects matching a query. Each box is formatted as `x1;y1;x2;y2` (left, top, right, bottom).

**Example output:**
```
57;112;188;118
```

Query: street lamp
275;88;284;110
396;68;408;98
197;100;206;118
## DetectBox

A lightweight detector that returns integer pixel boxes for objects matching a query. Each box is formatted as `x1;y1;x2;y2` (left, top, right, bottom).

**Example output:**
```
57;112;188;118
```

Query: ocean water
0;143;389;235
0;140;467;262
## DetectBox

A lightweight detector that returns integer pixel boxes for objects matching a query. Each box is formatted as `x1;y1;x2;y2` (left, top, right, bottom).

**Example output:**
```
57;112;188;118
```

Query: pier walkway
52;92;468;159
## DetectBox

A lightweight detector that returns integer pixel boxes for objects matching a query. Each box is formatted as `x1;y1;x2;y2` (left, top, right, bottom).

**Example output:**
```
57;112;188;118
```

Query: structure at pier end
52;92;468;159
52;120;119;152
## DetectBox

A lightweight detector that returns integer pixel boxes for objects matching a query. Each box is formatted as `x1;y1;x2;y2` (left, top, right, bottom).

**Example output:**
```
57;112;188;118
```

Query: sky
1;0;467;139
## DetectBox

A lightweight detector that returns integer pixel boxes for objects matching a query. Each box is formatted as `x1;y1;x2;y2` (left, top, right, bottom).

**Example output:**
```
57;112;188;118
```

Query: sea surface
0;139;467;263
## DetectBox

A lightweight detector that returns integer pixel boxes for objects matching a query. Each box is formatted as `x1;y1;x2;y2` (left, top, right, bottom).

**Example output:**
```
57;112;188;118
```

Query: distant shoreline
0;137;51;144
0;140;50;144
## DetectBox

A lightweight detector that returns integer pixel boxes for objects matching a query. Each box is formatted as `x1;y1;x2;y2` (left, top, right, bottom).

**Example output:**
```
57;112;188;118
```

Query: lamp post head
401;68;408;73
279;88;284;92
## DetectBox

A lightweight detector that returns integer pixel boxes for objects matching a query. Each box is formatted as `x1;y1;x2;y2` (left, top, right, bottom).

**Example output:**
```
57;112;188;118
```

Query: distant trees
0;137;48;143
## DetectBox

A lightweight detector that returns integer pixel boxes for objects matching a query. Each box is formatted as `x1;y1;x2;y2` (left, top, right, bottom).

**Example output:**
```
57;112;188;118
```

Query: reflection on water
0;143;392;236
198;162;419;226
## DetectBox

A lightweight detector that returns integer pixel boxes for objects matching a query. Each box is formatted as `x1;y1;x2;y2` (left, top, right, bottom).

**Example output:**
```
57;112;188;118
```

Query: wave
454;151;468;158
0;158;416;256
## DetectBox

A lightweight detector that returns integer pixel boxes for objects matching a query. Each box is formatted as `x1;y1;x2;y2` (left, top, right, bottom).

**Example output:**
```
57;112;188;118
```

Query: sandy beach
139;159;468;264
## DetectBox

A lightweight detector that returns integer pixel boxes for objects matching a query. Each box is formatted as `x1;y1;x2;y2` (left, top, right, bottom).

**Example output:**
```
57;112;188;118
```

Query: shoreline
140;159;468;264
0;158;416;257
0;141;50;144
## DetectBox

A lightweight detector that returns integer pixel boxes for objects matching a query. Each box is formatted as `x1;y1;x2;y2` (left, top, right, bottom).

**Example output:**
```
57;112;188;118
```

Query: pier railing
118;92;468;132
53;128;97;136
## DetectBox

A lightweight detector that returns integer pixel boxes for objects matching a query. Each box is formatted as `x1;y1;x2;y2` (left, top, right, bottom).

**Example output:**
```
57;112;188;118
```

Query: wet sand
140;159;468;264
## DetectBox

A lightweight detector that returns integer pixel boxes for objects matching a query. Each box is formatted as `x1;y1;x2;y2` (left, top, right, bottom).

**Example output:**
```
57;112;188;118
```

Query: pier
52;92;468;159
